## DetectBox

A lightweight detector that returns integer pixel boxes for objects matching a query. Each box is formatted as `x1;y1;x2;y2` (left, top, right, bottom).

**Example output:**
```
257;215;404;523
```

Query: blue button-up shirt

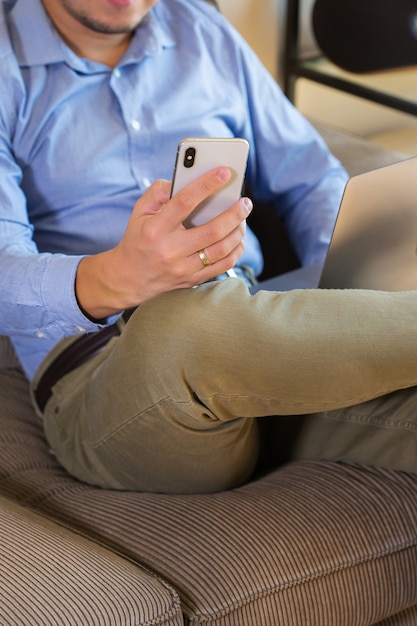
0;0;348;379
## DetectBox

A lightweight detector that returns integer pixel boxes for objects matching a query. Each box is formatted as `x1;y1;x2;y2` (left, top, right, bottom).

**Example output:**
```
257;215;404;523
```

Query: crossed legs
39;279;417;492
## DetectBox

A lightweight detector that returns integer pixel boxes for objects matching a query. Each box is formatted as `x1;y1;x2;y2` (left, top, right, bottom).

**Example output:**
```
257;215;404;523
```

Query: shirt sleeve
233;37;349;266
0;117;118;341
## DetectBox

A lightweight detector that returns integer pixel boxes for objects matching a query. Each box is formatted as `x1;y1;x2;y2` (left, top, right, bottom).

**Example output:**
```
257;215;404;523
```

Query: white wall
219;0;317;80
219;0;280;78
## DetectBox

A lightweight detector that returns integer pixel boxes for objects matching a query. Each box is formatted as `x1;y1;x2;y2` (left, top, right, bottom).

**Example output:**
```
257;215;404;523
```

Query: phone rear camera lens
184;147;196;168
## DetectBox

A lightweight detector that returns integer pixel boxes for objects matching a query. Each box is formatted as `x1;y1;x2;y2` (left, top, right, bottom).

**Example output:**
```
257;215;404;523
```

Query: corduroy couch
1;124;416;626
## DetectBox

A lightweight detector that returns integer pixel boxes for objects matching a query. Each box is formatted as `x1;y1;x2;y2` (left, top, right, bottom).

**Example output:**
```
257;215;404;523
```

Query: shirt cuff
41;254;121;337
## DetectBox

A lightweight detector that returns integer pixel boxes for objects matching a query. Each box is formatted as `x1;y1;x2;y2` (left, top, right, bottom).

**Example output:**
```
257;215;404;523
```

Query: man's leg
38;279;417;492
262;388;417;472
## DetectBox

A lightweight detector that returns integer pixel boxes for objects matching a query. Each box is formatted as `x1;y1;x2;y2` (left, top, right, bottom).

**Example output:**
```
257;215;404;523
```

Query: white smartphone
171;137;250;228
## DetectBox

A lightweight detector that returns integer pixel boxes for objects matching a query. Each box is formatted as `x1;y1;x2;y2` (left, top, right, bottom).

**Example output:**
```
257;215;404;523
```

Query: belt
34;306;139;413
34;322;123;413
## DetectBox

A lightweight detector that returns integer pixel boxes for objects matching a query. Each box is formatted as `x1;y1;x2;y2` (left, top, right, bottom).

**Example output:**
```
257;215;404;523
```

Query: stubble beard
59;0;142;34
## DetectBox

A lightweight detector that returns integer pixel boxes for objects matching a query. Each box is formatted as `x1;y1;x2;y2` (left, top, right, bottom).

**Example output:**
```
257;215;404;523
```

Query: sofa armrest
313;120;408;176
0;495;182;626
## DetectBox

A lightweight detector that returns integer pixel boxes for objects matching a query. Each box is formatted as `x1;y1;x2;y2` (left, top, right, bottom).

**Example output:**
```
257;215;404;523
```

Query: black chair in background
283;0;417;116
312;0;417;73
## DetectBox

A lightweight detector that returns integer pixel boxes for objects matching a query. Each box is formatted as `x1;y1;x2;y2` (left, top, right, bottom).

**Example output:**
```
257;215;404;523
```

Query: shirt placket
110;65;153;194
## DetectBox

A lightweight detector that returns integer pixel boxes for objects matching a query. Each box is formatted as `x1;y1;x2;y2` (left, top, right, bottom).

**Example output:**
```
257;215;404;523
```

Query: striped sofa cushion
0;495;182;626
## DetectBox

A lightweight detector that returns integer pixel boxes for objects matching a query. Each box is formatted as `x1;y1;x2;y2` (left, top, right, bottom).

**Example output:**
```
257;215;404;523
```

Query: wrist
75;251;134;320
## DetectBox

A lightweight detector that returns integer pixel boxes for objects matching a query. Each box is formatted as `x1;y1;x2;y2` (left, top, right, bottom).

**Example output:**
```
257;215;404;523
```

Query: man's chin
59;0;153;36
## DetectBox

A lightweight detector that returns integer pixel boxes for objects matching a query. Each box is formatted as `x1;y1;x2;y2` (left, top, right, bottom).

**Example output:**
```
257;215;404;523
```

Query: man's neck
61;31;132;67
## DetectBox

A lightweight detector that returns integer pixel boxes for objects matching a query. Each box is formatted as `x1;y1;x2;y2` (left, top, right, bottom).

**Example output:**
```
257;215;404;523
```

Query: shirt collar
8;0;176;71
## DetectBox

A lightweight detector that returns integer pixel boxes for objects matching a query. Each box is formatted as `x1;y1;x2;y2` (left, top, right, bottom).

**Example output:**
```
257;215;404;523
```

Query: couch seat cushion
0;362;416;626
0;492;183;626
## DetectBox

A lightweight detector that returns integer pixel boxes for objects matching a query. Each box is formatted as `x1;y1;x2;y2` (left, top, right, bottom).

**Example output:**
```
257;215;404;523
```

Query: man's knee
126;281;245;363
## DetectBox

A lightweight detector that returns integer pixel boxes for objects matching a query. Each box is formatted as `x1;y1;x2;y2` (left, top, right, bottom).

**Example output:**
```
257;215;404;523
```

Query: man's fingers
188;196;252;251
164;167;232;227
191;221;247;272
134;179;172;216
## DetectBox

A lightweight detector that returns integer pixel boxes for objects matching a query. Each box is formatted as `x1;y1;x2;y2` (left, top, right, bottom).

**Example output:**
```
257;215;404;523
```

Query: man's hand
75;167;253;320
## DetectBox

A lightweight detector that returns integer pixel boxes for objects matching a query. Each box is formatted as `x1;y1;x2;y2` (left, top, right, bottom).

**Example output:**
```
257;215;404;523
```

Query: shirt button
131;119;141;131
142;177;151;188
75;326;86;333
35;331;46;339
113;68;121;78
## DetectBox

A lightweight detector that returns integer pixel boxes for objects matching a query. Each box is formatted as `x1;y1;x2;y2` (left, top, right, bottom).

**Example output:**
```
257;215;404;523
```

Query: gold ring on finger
198;249;211;267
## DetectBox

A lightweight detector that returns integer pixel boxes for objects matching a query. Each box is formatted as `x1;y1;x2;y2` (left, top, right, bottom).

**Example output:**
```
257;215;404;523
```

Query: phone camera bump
184;147;196;168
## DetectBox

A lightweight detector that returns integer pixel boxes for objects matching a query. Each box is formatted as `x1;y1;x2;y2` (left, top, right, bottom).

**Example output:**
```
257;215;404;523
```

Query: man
1;0;416;494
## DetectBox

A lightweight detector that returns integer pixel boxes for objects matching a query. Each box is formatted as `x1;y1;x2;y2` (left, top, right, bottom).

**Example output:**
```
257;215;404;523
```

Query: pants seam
320;410;417;433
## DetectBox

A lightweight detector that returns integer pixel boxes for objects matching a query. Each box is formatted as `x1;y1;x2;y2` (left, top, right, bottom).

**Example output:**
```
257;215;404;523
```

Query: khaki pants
31;279;417;493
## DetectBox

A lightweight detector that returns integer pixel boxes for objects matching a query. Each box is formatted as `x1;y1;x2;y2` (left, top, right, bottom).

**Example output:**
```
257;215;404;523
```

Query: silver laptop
252;156;417;293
